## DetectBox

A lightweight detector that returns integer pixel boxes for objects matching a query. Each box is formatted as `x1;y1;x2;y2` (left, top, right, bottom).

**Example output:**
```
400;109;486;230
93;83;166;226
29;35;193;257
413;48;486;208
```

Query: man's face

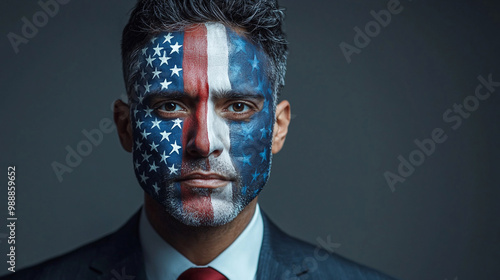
130;23;275;226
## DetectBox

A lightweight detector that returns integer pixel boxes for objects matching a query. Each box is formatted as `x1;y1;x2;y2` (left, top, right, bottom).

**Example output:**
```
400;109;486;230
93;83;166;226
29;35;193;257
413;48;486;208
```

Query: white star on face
141;129;151;139
160;78;172;89
170;65;182;77
149;161;159;172
144;107;153;117
252;169;260;182
249;54;260;71
242;154;252;166
135;139;143;150
140;69;146;79
153;44;164;57
144;81;151;93
146;55;156;67
241;125;254;141
159;51;171;66
151;118;161;129
134;81;140;92
170;140;181;155
141;150;152;162
259;148;267;162
133;108;139;117
170;42;182;54
152;182;160;194
260;127;268;139
135;119;144;129
140;171;149;183
255;78;265;92
152;68;162;79
160;131;171;142
150;37;157;44
234;38;247;53
168;164;178;175
172;118;182;129
160;150;170;164
137;95;144;104
149;141;159;152
141;47;148;56
134;160;140;170
163;33;174;44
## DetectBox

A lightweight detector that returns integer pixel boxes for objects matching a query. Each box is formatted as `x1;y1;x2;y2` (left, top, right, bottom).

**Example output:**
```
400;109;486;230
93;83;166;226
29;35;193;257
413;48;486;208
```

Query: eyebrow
146;91;185;99
211;90;264;100
147;90;265;100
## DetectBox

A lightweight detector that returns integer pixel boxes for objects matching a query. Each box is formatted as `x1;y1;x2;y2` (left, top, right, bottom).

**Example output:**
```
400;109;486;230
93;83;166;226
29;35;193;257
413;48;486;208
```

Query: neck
144;193;257;265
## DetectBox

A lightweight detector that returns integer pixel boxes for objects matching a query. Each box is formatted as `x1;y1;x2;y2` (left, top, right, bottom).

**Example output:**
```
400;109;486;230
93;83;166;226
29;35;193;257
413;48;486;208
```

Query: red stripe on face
181;24;214;221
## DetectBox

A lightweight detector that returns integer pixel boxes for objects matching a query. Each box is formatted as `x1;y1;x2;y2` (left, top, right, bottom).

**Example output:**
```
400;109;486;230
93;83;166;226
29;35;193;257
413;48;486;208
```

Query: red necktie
177;267;228;280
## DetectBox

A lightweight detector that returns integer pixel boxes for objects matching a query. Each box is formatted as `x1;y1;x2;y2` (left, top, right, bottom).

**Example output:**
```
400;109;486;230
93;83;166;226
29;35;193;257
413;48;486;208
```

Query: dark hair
121;0;288;99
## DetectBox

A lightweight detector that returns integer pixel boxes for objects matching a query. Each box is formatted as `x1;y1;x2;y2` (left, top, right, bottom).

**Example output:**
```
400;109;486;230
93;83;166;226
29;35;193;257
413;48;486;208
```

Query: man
5;0;397;279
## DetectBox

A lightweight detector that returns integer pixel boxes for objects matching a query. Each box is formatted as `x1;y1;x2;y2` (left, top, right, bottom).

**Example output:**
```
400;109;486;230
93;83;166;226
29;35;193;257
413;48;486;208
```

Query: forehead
132;23;272;99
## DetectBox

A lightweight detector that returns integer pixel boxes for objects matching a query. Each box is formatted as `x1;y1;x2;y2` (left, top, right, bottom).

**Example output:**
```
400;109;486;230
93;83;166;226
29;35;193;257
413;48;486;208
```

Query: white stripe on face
206;22;231;92
205;22;235;222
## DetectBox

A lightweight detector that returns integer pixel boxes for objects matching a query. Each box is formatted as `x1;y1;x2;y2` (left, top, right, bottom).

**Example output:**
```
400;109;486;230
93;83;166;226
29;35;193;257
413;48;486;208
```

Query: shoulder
1;210;144;280
259;213;398;280
1;234;111;280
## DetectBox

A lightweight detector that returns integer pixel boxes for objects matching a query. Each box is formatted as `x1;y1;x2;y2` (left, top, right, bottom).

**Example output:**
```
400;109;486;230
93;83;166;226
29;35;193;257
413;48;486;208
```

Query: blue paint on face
225;27;275;207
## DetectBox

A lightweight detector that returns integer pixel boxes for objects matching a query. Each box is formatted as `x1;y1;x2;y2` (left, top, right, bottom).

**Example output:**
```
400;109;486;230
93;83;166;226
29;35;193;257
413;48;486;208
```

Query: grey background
1;0;499;279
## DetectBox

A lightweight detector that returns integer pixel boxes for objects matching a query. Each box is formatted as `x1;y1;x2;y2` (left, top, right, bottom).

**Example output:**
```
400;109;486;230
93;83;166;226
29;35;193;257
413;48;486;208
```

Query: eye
158;102;183;112
220;99;262;121
228;102;250;113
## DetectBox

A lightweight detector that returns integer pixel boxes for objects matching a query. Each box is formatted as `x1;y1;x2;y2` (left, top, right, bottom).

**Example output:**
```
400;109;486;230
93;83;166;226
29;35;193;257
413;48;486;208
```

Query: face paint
130;23;275;226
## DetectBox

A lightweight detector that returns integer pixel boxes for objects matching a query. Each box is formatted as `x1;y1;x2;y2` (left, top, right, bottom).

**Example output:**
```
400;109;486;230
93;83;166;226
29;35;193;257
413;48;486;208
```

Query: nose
184;101;225;158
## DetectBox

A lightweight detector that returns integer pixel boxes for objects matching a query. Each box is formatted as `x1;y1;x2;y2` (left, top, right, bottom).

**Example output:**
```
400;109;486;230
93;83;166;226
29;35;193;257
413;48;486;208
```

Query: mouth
176;172;233;189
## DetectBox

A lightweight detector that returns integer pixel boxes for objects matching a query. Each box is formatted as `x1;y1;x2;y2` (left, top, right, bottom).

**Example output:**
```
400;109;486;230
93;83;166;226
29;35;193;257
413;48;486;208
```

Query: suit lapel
89;209;148;280
84;209;309;280
256;213;310;280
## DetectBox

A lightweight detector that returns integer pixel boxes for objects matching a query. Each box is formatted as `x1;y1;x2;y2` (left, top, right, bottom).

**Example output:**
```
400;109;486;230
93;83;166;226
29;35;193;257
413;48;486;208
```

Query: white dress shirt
139;204;264;280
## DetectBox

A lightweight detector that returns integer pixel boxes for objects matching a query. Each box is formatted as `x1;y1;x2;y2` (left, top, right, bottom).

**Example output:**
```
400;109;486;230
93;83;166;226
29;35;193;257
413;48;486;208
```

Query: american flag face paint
130;23;275;226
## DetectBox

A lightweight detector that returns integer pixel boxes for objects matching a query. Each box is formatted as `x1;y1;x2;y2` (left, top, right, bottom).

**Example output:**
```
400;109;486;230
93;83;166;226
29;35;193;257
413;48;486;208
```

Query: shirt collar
139;204;264;280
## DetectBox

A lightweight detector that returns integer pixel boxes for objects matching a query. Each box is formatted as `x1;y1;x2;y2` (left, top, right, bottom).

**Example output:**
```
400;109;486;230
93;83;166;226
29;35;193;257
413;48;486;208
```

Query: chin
169;200;243;227
158;182;259;227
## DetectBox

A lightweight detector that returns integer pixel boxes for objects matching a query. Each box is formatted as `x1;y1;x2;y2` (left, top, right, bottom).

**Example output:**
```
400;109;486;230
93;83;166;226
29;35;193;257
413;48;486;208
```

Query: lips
177;172;232;188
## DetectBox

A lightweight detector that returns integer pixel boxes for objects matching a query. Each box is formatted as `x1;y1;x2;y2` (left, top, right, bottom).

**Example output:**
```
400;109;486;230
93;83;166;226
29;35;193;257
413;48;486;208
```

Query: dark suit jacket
2;210;397;279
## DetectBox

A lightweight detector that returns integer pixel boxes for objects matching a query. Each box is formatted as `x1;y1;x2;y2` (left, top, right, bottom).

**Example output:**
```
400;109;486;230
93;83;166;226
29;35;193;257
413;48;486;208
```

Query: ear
113;99;133;153
272;100;291;154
